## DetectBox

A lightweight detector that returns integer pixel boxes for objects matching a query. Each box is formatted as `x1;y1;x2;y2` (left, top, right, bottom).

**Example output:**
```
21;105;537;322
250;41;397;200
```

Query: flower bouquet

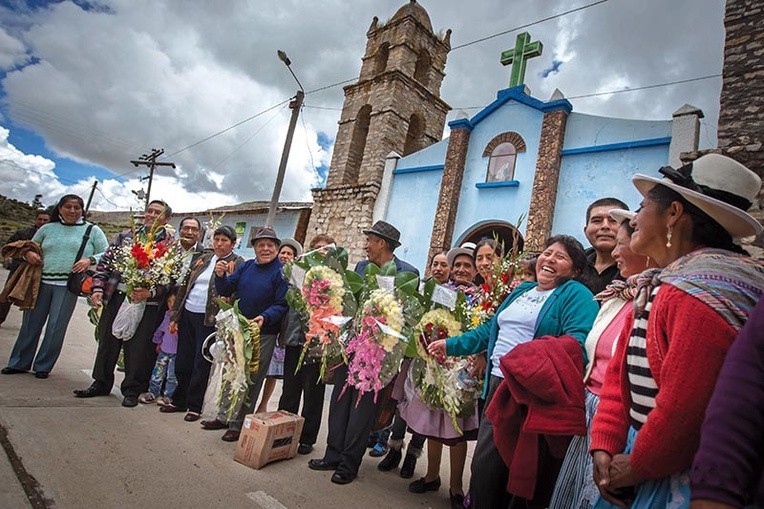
342;261;422;403
110;219;186;340
205;299;261;422
283;247;359;381
411;304;482;434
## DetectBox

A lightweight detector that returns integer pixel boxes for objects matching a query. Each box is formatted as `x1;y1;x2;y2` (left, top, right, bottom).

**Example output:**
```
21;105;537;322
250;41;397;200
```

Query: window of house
486;142;517;182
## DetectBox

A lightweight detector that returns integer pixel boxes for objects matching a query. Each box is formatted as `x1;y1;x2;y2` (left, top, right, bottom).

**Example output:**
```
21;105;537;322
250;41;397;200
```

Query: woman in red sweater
589;154;764;508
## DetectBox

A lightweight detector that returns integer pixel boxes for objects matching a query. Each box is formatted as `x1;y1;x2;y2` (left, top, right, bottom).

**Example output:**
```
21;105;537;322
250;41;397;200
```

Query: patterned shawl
655;248;764;331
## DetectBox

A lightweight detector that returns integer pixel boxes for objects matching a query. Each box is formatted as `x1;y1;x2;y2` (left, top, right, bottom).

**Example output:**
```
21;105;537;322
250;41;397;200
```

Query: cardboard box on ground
234;410;305;469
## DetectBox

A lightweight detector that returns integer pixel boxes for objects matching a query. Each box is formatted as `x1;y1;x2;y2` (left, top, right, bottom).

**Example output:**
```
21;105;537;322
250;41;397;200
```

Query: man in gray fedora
309;220;419;485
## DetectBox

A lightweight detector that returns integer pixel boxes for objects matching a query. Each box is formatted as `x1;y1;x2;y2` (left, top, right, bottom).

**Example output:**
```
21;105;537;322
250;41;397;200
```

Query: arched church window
375;43;390;75
403;113;425;156
414;50;430;86
346;105;372;184
486;143;517;182
483;132;526;182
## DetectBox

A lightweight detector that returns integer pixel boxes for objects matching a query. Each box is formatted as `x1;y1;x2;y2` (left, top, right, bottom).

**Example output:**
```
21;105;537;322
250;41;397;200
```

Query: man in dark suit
309;220;419;485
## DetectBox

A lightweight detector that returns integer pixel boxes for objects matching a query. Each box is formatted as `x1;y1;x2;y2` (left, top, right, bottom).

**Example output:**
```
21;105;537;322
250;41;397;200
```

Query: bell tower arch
308;1;451;260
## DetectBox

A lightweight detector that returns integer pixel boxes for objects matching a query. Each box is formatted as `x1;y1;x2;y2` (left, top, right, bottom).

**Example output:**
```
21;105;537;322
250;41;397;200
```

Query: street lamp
265;50;306;228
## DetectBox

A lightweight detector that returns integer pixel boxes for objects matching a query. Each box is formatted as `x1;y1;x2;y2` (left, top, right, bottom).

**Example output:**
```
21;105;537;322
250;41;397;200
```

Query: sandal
138;392;156;404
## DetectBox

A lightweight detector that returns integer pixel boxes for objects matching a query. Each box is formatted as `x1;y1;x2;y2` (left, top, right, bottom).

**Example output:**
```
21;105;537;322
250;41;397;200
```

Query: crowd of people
1;152;763;508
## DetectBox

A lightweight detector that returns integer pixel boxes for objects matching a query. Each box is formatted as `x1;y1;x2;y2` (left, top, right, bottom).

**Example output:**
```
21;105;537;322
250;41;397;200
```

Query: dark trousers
323;364;378;477
278;345;325;446
172;310;215;412
0;300;11;324
91;292;162;397
390;414;426;451
470;376;564;509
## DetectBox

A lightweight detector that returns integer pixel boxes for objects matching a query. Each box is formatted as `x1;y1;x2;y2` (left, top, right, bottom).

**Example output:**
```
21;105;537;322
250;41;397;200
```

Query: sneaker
369;442;389;458
138;392;156;404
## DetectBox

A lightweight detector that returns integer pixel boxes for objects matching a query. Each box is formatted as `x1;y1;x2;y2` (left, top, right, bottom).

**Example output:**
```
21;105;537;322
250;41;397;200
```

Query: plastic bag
111;300;146;341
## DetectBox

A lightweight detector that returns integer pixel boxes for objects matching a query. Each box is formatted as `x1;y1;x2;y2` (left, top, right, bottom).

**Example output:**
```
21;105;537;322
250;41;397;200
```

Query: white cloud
0;0;727;211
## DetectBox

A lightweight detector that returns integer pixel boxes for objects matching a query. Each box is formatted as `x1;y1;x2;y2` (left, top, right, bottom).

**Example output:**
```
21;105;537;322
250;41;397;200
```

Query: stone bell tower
306;0;451;261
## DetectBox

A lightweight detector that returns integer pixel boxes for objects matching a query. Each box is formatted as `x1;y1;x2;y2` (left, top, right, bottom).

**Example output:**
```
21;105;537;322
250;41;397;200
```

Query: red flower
437;327;447;339
501;272;509;284
154;242;168;258
481;283;491;293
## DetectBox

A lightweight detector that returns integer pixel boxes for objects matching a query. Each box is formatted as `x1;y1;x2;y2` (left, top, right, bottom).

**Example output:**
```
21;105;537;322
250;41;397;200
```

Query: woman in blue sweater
428;235;599;509
201;226;289;441
2;194;108;378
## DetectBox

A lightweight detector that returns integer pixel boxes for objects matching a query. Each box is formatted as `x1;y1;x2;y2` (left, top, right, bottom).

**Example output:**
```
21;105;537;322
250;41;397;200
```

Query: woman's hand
427;339;447;360
168;321;178;334
214;260;228;277
72;258;92;273
24;251;42;266
467;354;487;379
608;454;643;490
253;315;264;328
90;292;103;308
592;451;627;507
130;288;151;303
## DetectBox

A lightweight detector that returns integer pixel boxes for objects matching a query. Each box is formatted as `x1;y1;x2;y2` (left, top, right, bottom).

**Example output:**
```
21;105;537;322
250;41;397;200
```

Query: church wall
450;102;545;247
383;169;443;272
563;113;672;150
551;144;670;245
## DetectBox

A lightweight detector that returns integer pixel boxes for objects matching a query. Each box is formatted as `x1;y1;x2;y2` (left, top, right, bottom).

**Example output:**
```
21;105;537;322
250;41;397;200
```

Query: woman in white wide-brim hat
590;154;764;509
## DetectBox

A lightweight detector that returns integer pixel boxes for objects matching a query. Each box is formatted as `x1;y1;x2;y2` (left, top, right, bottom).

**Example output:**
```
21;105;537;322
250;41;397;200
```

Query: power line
448;73;723;112
209;102;288;173
94;186;122;208
163;98;292;158
451;0;608;51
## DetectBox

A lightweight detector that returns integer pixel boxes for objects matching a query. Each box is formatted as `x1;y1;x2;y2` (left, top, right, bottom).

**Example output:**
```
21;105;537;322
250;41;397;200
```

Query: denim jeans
148;351;177;397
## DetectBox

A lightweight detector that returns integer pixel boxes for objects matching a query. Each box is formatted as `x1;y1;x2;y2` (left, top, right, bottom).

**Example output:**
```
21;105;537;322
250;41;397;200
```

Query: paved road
0;273;471;508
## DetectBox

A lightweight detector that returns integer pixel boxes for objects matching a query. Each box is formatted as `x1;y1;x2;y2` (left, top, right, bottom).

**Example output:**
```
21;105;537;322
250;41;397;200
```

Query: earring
666;226;673;248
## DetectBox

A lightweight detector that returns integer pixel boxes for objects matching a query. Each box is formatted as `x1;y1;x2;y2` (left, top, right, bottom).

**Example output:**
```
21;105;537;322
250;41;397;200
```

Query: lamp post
265;50;305;228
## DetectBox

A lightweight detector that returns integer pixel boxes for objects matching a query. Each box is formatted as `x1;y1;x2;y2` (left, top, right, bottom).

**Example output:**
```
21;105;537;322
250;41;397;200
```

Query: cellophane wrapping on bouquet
110;217;188;340
283;247;358;381
410;306;481;434
342;261;422;404
202;300;260;422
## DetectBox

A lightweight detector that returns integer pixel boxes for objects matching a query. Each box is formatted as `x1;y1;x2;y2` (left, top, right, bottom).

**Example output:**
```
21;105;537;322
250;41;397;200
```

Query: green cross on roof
500;32;543;88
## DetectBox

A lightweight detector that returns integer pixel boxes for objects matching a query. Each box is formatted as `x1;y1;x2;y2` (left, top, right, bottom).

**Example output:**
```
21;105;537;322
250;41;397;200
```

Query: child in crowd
139;288;179;406
509;255;538;292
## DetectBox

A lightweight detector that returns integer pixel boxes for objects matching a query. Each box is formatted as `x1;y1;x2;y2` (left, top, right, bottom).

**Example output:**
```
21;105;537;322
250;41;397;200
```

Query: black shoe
308;459;338;471
330;472;355;485
409;476;441;494
73;384;110;398
377;447;402;471
400;452;417;479
34;372;49;379
298;443;314;455
122;395;138;407
1;367;26;374
450;490;465;509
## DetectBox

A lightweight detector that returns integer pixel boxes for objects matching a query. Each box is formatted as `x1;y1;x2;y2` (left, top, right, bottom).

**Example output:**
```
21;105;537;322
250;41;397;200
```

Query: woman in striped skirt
549;209;657;509
589;154;764;508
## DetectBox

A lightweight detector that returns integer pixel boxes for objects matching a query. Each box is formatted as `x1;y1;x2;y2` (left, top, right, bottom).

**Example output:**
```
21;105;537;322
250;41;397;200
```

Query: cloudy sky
0;0;725;212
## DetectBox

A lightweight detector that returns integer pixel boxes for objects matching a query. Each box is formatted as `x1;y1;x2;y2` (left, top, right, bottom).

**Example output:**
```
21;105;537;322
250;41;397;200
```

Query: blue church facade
379;85;700;271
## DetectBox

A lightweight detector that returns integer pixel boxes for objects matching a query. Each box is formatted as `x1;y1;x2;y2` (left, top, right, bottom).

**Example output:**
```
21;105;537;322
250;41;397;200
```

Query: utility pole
84;180;98;215
130;149;176;209
265;90;304;228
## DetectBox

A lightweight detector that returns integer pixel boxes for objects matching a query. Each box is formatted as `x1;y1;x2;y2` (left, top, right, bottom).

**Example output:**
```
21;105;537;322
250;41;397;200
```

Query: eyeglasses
181;226;200;232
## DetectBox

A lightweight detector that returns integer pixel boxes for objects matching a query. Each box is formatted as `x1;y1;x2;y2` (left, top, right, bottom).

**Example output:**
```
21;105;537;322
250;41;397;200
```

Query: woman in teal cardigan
429;235;599;509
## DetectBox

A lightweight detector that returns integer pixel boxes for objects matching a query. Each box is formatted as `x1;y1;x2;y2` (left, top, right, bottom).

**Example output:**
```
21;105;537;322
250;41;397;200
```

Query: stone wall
524;109;569;251
305;182;380;262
